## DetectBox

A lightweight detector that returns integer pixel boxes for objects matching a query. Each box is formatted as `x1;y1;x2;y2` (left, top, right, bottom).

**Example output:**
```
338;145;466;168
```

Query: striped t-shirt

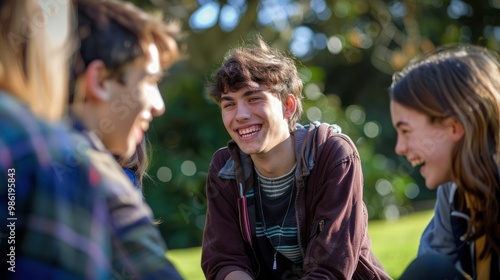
255;165;302;265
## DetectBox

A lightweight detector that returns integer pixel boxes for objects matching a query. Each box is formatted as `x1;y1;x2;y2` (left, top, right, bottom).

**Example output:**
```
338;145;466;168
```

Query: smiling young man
68;0;183;278
201;36;391;280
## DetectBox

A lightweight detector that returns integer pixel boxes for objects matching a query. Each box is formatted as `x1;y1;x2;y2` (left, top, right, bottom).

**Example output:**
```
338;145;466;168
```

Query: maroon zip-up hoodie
201;122;392;280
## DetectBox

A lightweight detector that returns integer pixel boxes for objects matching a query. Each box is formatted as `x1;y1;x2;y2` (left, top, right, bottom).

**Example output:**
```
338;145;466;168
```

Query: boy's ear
84;60;112;102
283;94;297;118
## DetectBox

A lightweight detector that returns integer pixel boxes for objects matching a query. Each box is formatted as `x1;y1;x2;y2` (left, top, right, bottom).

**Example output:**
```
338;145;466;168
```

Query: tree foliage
126;0;500;249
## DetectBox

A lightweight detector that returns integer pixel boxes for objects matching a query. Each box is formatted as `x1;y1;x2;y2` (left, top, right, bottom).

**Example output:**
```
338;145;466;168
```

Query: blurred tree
126;0;500;249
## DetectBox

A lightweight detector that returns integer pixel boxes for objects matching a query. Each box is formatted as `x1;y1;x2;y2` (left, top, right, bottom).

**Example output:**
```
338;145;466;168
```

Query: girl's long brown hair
116;138;150;192
391;45;500;257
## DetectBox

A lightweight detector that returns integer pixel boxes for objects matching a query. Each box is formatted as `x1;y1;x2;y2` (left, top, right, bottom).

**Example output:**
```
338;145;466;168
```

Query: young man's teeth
239;126;259;136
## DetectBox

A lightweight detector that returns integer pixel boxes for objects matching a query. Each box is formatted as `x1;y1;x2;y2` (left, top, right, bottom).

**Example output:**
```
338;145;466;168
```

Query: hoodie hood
218;121;342;186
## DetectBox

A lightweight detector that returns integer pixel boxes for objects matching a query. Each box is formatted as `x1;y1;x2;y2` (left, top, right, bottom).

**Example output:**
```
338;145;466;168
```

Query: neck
251;135;296;178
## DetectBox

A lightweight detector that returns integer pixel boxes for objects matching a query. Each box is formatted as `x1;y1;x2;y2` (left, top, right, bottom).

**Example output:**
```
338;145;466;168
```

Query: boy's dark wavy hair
207;35;304;131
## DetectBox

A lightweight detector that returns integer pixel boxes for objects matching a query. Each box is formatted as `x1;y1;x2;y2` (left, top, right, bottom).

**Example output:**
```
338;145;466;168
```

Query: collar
65;112;109;154
218;122;336;181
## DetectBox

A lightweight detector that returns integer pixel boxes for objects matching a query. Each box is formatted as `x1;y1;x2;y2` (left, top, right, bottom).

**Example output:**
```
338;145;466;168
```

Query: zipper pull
319;219;325;232
273;251;277;270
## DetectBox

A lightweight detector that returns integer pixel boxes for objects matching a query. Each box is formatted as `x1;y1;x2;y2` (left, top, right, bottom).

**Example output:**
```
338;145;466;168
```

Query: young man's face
220;85;294;156
100;44;164;158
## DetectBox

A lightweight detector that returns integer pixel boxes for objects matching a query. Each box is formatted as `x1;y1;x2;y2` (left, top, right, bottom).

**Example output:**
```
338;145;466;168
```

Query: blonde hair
0;0;74;121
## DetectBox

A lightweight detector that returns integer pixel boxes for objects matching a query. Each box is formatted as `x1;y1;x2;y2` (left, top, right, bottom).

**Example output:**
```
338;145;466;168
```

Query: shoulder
296;122;359;171
0;95;83;168
210;146;231;169
0;95;108;230
325;133;357;153
0;95;127;198
86;148;138;190
298;122;353;147
312;123;359;161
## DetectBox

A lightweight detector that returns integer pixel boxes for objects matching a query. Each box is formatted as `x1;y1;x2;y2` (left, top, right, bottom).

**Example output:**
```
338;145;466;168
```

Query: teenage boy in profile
69;0;183;278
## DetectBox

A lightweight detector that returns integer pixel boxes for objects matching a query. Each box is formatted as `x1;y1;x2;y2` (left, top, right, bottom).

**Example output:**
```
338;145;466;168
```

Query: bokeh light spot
157;166;172;182
181;160;197;176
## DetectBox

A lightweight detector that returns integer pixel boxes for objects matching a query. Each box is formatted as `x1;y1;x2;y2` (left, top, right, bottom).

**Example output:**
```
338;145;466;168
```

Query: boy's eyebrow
220;89;263;102
220;95;233;102
243;89;263;96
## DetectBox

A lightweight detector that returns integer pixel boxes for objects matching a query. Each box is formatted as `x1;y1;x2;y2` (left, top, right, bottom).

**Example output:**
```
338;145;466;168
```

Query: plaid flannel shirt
67;114;183;280
0;92;111;279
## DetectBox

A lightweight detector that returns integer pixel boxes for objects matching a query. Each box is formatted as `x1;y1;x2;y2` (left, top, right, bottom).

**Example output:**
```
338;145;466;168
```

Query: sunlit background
123;0;500;249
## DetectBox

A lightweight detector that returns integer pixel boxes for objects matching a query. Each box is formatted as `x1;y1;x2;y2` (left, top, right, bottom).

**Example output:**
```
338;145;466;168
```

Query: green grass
368;210;434;279
167;247;204;280
168;210;434;280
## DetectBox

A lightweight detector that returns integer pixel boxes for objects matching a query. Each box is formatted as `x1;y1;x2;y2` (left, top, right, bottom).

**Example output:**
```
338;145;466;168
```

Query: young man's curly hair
207;35;304;131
